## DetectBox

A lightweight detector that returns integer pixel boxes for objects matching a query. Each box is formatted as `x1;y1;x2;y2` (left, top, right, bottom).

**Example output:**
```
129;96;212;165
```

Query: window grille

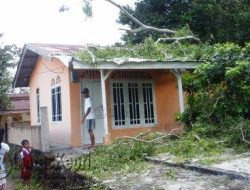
128;83;140;124
112;83;125;126
143;83;155;124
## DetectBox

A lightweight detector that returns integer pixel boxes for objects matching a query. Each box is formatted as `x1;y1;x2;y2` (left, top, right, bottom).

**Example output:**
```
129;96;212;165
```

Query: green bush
181;43;250;128
184;117;250;149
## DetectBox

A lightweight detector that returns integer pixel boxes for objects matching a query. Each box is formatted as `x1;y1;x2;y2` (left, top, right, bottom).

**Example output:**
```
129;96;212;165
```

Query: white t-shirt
0;143;9;185
84;97;95;119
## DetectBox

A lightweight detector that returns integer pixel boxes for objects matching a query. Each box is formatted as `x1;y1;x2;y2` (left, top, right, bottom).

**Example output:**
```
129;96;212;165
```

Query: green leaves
76;139;157;179
77;37;209;63
118;0;250;45
181;42;250;132
0;44;20;110
82;0;93;18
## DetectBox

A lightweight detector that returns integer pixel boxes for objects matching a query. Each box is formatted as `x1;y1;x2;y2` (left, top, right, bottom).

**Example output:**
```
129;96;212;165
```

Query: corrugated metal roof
13;43;85;87
9;93;30;111
29;43;85;56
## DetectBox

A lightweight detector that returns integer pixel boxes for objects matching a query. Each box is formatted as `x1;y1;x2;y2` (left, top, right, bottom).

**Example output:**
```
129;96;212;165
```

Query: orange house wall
29;57;72;145
106;71;180;140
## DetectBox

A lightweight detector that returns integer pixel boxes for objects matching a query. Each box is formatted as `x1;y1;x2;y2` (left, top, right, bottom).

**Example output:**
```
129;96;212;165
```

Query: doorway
80;80;105;145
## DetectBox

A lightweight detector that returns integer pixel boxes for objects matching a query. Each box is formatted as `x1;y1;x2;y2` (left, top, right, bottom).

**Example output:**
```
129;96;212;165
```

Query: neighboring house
0;93;30;128
0;93;30;142
13;43;200;148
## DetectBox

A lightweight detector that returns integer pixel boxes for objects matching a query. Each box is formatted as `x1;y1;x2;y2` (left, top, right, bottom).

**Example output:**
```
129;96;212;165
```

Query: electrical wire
41;62;65;74
15;65;66;79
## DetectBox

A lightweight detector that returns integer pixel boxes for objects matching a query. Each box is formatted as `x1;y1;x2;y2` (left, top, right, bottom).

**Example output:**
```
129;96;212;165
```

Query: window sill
51;121;63;124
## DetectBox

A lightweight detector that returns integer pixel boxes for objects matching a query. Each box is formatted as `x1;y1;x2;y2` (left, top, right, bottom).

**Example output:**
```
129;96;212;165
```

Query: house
13;43;200;148
0;93;30;141
0;93;30;128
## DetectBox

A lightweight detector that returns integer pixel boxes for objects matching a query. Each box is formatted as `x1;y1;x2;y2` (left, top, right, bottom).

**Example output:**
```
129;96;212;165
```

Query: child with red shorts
20;139;32;186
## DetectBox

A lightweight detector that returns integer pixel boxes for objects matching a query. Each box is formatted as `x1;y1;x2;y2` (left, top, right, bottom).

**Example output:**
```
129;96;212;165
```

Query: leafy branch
105;0;201;44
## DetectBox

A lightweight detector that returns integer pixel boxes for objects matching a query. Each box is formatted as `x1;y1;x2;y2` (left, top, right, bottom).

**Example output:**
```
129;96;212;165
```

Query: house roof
0;93;30;115
13;43;84;87
13;43;202;88
27;43;85;57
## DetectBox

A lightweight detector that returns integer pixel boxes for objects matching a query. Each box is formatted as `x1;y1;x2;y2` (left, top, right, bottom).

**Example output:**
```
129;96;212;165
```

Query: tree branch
240;127;250;144
85;47;96;63
105;0;175;35
104;0;201;46
117;128;181;143
207;96;223;117
156;36;202;44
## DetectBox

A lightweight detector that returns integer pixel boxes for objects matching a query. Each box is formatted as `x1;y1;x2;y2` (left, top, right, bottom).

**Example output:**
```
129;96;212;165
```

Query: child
20;139;32;186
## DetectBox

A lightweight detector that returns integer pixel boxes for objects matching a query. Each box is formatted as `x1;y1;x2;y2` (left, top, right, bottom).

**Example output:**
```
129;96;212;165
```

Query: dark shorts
86;119;95;131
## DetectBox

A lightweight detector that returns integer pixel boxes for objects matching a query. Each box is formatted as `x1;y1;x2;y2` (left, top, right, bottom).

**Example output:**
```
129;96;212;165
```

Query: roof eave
13;44;54;88
13;44;28;88
72;59;202;70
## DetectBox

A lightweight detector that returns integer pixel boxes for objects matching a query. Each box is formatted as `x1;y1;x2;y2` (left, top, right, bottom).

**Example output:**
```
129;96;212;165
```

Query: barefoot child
20;139;32;186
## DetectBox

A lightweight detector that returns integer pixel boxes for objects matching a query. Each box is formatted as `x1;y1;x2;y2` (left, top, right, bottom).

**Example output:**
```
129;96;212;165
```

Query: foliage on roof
76;38;211;64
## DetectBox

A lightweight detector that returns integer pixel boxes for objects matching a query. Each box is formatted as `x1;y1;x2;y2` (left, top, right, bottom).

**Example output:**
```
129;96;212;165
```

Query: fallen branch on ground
240;127;250;144
193;133;201;141
118;128;181;143
134;130;152;139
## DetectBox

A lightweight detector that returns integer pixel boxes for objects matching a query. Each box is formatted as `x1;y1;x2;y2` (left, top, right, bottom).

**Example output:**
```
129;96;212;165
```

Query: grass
70;140;156;180
72;131;227;180
158;133;224;159
7;164;43;190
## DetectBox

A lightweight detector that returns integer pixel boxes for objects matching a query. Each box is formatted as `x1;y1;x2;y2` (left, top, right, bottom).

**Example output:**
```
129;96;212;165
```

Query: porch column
100;69;112;144
172;70;185;113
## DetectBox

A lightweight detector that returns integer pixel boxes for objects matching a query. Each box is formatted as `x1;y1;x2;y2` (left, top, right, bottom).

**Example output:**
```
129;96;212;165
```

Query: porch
69;59;198;146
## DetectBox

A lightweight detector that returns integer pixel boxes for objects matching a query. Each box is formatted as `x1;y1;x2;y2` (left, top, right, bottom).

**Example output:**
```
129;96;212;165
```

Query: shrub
181;43;250;127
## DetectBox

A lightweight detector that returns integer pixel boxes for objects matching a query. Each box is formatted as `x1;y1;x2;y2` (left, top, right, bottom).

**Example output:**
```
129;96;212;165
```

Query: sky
0;0;135;47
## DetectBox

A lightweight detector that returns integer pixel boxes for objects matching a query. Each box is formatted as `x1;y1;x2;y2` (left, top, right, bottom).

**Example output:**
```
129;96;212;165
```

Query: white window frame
110;80;157;129
51;85;62;122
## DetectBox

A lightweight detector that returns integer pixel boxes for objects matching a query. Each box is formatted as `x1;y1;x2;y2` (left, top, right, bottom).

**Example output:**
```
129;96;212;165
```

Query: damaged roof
13;43;201;88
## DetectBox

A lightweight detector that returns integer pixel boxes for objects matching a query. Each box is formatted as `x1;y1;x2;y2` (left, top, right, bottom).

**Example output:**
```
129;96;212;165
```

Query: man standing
81;88;95;149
